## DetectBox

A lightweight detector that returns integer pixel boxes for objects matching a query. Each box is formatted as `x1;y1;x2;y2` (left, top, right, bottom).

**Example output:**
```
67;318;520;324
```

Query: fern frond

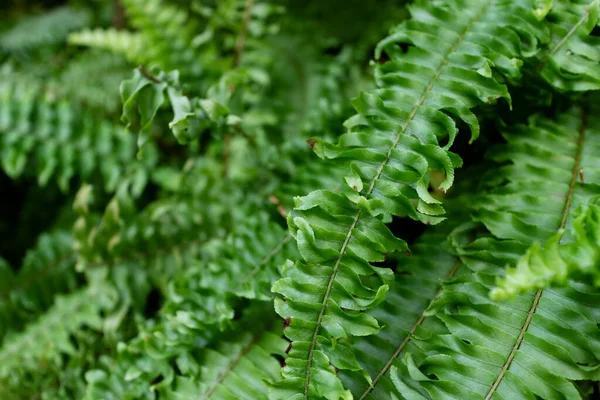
271;1;548;397
68;28;148;64
0;67;157;191
69;0;207;79
202;212;294;301
53;51;130;112
0;285;116;396
73;144;343;397
338;225;461;399
82;303;285;400
534;0;600;92
390;106;600;399
160;311;288;399
474;107;597;242
391;228;600;399
1;6;91;54
0;230;76;343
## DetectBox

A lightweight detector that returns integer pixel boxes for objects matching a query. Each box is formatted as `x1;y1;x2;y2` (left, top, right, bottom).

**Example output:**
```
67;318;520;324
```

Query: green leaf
120;68;170;148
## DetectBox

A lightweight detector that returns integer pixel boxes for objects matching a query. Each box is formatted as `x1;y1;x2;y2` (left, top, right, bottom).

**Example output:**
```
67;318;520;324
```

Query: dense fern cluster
1;0;600;399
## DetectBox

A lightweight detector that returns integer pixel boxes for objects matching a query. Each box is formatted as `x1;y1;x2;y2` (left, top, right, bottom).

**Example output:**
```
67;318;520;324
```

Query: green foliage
270;1;553;397
0;231;75;342
0;66;157;191
2;0;600;399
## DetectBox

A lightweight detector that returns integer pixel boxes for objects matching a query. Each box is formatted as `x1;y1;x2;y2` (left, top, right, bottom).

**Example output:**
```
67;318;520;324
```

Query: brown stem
232;0;255;70
223;133;232;178
112;0;126;29
137;65;160;84
269;195;288;218
224;0;255;177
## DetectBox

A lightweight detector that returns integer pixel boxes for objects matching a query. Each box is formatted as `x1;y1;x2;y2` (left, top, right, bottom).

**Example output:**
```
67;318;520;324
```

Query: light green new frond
271;1;548;398
68;28;148;65
0;285;116;397
534;0;600;91
492;197;600;299
0;230;76;343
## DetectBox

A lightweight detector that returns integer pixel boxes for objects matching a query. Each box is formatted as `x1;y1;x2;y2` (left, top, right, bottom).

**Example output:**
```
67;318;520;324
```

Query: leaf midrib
302;4;488;397
484;107;587;399
535;5;592;74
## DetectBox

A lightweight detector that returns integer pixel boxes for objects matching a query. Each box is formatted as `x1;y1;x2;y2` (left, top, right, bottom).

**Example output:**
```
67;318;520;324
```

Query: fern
4;0;600;399
385;105;600;398
0;230;75;342
532;0;600;92
0;66;157;191
271;1;549;397
0;6;91;54
0;285;116;398
339;222;463;399
390;230;600;399
160;306;288;400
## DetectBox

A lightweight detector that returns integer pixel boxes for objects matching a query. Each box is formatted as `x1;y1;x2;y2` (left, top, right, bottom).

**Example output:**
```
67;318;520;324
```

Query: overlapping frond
474;107;598;242
0;285;116;398
479;104;600;298
0;67;157;191
392;228;600;399
82;304;286;400
339;226;461;400
532;0;600;92
271;1;549;397
389;106;600;399
161;310;288;400
66;143;348;398
5;0;600;399
0;230;75;343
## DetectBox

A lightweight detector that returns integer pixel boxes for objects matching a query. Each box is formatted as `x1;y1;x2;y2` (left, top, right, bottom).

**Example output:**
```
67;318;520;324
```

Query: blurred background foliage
0;0;406;266
0;0;410;397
